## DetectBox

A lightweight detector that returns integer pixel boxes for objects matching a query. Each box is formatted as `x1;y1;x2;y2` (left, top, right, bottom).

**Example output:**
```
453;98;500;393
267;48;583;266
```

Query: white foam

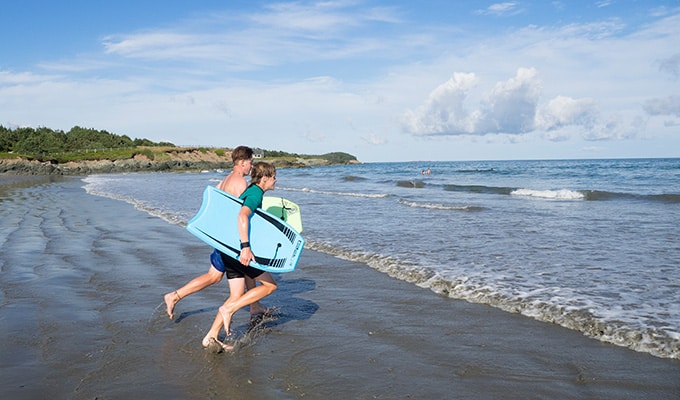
281;186;390;198
82;176;187;226
397;199;484;211
79;166;680;360
305;239;680;359
511;188;585;200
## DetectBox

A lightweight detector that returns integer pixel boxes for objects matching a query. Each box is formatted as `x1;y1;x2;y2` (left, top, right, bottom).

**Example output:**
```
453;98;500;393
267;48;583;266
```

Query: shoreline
0;151;358;175
1;177;679;399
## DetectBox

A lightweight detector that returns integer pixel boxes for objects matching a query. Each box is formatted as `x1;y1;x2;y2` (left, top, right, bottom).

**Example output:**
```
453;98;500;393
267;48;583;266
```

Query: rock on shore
0;157;232;175
0;152;344;175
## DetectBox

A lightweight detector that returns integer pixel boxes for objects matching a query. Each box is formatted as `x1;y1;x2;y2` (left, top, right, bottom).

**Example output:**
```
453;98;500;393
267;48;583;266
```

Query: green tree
14;127;66;155
0;125;22;152
133;138;155;146
320;152;357;163
1;125;176;156
65;126;102;150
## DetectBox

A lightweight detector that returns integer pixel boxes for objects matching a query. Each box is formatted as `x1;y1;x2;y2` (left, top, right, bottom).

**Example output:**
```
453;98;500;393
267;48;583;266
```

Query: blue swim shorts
210;249;264;280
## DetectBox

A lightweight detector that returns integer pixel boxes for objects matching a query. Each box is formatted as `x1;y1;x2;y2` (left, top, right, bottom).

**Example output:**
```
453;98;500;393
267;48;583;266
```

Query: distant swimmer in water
421;168;431;175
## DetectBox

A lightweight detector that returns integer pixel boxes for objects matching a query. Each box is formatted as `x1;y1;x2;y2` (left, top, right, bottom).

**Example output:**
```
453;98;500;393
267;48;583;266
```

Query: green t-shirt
239;184;264;212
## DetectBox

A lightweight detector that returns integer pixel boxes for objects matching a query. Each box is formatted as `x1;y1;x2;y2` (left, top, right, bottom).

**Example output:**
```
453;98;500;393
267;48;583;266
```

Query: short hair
250;162;276;185
231;146;253;163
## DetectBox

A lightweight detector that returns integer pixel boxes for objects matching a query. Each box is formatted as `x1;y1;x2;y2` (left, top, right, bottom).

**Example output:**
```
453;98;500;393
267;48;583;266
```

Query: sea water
82;158;680;359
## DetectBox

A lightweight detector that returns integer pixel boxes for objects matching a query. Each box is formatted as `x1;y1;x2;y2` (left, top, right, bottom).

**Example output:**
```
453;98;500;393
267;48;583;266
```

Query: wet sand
1;177;679;399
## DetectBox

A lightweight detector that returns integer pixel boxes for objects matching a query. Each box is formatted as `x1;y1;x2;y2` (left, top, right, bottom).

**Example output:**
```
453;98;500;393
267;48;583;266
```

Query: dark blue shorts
210;249;264;280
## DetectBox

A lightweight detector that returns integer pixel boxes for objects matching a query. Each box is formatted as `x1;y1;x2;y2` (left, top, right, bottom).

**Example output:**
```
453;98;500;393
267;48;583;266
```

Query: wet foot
248;308;278;331
163;291;181;319
250;306;276;317
201;337;233;353
249;303;268;316
248;313;264;331
218;305;235;336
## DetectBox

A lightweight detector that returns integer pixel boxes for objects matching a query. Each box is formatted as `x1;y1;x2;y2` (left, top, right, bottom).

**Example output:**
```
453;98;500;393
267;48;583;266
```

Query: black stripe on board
197;227;289;269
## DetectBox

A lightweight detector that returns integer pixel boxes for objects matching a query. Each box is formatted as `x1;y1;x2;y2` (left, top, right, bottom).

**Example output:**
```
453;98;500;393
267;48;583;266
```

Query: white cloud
535;96;598;132
401;67;637;143
643;96;680;118
401;71;480;136
657;53;680;79
252;1;400;32
103;32;196;58
362;133;387;145
476;2;522;17
0;70;55;85
583;115;646;141
253;2;358;32
479;67;542;134
97;2;404;73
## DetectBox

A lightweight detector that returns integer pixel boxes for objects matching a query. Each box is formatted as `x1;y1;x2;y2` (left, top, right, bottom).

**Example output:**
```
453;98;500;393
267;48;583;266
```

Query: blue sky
1;1;679;162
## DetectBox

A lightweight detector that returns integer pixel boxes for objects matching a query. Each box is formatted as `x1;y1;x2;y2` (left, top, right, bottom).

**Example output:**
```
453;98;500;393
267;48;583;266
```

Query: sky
1;1;679;162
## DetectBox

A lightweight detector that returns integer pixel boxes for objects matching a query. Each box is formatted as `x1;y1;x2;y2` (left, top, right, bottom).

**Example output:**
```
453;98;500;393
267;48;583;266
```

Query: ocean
82;157;680;360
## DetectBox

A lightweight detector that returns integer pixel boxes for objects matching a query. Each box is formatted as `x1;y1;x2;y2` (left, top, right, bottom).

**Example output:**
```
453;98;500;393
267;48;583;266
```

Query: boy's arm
237;206;254;265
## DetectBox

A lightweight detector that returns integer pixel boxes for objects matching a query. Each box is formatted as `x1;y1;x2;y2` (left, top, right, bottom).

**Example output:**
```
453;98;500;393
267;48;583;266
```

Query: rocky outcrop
0;157;229;175
0;154;340;175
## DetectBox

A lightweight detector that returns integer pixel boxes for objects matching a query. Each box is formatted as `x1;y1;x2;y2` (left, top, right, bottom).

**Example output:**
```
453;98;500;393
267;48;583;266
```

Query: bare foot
249;302;268;316
218;305;235;336
250;306;277;317
248;308;277;332
201;336;233;353
163;291;181;319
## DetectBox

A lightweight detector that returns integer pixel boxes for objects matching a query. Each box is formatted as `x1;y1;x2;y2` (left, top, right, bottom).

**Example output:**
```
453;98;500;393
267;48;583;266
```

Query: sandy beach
1;176;679;400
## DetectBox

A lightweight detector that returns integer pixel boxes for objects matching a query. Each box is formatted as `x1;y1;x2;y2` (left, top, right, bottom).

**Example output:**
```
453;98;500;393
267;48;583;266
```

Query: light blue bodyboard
186;186;305;273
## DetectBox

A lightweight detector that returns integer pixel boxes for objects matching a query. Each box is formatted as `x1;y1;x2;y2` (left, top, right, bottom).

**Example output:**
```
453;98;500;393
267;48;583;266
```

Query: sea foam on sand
1;177;679;399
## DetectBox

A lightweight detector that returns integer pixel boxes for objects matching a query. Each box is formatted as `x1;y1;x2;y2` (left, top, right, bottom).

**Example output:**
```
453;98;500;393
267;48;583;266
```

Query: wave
306;239;679;360
511;188;585;200
343;175;367;182
396;180;425;188
81;173;680;360
279;186;391;199
445;183;680;203
583;190;680;203
420;273;680;360
446;184;585;200
397;199;486;212
456;168;496;173
444;184;514;195
82;181;189;227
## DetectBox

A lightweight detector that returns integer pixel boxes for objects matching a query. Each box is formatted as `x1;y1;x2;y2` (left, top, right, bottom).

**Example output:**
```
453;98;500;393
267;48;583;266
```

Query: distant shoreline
0;151;358;176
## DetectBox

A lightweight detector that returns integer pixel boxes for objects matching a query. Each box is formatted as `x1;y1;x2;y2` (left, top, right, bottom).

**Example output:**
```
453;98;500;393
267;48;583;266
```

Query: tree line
0;125;173;155
1;125;358;164
262;149;356;163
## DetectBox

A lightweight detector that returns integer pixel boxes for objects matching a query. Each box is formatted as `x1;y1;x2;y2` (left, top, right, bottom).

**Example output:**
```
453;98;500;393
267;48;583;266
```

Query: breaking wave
280;186;391;199
397;199;486;212
444;183;680;203
306;239;680;360
511;188;585;200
